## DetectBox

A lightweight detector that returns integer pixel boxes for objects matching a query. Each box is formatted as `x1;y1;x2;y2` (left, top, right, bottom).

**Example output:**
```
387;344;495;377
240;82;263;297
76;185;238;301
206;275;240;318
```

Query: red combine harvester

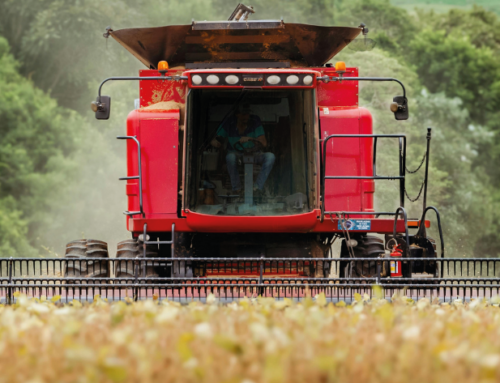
81;4;442;292
3;5;499;303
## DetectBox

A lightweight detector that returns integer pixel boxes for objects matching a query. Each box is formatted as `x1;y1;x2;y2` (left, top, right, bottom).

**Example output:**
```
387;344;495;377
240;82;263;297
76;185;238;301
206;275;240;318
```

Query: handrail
117;136;144;217
417;206;445;259
398;137;406;207
320;134;407;222
142;223;176;258
392;206;410;249
422;128;432;211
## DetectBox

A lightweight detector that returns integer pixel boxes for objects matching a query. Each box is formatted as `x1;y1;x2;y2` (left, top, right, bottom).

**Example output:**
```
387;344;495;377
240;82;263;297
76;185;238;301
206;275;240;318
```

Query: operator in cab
210;103;275;194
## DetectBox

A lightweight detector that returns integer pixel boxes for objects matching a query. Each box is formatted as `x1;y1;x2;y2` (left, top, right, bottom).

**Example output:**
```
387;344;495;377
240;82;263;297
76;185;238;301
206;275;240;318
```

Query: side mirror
390;96;409;120
91;96;111;120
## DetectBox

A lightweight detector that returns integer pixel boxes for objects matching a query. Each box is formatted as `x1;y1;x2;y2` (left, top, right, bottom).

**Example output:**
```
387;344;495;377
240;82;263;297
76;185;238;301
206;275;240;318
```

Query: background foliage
0;0;498;257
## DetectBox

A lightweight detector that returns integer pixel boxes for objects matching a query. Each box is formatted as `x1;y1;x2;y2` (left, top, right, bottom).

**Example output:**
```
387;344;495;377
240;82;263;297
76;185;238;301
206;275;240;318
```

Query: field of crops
2;293;500;383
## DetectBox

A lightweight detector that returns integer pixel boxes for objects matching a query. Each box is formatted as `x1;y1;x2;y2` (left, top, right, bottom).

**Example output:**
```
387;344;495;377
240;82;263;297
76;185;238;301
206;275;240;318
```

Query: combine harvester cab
3;5;498;303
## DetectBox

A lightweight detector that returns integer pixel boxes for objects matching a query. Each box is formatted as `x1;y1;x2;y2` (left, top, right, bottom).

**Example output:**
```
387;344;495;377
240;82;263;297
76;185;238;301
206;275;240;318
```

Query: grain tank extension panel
108;23;361;68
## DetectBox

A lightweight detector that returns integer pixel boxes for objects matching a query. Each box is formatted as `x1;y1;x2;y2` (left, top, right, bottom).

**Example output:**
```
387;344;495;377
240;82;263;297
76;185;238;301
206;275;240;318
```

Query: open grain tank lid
108;20;362;68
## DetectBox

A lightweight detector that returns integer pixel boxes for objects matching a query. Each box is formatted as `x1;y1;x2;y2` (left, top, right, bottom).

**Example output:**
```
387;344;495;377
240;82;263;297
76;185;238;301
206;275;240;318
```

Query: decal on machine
337;219;371;231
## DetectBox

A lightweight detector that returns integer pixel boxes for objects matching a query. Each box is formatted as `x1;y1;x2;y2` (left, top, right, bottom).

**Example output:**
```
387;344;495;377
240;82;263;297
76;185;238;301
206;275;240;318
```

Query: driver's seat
222;156;263;201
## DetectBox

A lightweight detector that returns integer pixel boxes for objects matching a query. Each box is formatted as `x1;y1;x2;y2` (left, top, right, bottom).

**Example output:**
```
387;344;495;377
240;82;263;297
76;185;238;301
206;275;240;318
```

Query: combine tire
64;239;110;278
309;240;331;278
115;239;160;280
339;235;385;279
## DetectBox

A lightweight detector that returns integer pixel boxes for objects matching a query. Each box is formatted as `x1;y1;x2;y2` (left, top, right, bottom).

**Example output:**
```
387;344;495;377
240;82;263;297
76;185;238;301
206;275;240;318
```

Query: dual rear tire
63;238;162;280
64;239;110;278
115;239;160;279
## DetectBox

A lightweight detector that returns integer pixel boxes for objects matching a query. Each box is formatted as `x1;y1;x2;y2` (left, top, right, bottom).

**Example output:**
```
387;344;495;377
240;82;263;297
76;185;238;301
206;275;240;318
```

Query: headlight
303;75;313;85
206;75;220;85
225;75;239;85
286;75;299;85
192;75;202;85
267;75;281;85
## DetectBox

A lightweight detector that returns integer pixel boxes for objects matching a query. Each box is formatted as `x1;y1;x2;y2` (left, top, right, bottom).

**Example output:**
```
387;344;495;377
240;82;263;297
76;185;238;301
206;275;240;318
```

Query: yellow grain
0;294;499;383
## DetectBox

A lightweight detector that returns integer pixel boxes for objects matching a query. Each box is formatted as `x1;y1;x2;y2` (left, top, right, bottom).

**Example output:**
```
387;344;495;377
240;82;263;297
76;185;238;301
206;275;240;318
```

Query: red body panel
184;210;318;232
320;107;374;217
126;110;179;228
127;212;415;234
317;68;359;107
139;69;187;107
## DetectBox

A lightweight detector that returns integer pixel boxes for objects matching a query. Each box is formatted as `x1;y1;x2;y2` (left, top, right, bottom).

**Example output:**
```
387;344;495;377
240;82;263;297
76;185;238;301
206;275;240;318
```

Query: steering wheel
233;139;264;154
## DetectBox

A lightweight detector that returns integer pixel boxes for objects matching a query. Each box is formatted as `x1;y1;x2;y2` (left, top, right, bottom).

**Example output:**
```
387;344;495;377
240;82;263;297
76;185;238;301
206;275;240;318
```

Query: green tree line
0;0;498;257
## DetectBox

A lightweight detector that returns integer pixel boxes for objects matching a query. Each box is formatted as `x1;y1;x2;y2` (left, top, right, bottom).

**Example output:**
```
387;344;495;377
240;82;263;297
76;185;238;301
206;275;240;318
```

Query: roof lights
286;75;299;85
206;75;220;85
192;75;203;85
189;73;315;87
225;75;239;85
267;75;281;85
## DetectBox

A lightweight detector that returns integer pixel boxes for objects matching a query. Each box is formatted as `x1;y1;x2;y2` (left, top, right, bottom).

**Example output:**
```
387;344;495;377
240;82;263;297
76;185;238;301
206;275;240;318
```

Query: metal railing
117;135;144;217
320;134;407;222
2;257;500;303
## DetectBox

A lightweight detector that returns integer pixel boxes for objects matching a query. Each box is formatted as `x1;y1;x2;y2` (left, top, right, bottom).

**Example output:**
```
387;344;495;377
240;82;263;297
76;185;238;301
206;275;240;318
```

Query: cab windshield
185;89;316;216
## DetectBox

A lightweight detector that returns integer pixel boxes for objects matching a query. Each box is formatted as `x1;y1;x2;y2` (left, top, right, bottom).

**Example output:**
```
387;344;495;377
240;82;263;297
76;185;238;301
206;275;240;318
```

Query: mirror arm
93;75;188;120
316;76;406;98
97;75;188;100
337;77;406;99
316;76;408;120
